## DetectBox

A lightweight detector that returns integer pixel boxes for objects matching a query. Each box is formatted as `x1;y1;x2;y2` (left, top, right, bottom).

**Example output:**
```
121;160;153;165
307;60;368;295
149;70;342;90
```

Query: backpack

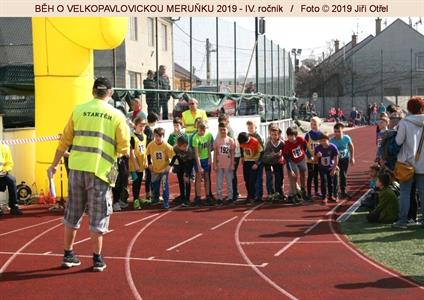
380;130;401;170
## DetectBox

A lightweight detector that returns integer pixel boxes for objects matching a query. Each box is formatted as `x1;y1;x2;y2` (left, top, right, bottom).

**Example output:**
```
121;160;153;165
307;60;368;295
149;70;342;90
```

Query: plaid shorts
63;170;113;233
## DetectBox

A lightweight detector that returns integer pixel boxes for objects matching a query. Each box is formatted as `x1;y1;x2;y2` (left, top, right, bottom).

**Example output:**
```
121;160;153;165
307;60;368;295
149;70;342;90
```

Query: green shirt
167;132;188;146
192;132;213;160
373;186;399;223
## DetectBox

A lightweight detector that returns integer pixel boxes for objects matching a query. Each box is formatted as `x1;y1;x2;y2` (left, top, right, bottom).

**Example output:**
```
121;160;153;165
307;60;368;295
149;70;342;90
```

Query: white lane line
303;219;323;234
211;216;238;230
166;233;203;251
241;241;342;245
43;251;52;255
125;207;178;300
0;217;62;237
274;238;300;257
245;219;321;222
0;223;63;276
235;203;298;300
337;189;372;222
74;230;114;245
328;206;424;291
0;251;267;268
125;214;159;227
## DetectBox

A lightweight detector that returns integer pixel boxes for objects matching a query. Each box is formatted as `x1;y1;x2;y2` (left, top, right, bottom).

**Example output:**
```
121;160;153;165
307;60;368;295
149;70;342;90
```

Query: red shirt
240;137;262;161
283;136;307;163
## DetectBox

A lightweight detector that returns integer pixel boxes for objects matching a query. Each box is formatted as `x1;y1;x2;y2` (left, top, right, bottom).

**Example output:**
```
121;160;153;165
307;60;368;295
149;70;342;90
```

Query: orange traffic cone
38;189;46;204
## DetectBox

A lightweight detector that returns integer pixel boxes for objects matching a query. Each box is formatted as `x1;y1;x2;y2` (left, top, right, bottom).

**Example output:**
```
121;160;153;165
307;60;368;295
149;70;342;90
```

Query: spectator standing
182;98;208;135
393;97;424;229
378;102;386;114
366;104;372;125
156;65;171;120
371;103;378;125
48;77;130;272
143;70;158;115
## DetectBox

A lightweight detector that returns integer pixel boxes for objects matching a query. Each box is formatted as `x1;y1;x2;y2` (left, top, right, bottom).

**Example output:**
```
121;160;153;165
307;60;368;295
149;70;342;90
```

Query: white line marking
211;216;238;230
235;203;298;300
166;233;203;251
124;214;160;227
337;189;372;222
0;223;63;276
125;206;179;300
0;217;62;237
245;218;320;222
303;219;323;234
0;251;267;268
43;251;52;255
329;205;424;291
274;238;300;257
241;241;342;245
74;230;114;245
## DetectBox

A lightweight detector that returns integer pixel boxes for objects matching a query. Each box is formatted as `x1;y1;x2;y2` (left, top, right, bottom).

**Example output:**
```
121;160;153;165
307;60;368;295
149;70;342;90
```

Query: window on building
129;17;138;41
148;18;155;47
161;23;168;51
417;53;424;71
129;71;141;88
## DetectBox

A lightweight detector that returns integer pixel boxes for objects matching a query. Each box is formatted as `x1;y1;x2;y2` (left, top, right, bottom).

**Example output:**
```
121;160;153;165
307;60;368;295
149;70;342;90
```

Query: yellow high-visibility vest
0;144;13;172
182;109;207;134
129;132;147;172
69;99;125;183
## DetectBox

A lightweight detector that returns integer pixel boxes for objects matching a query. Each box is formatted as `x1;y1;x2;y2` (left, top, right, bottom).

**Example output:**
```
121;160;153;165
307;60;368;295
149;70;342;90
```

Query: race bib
321;156;331;166
220;144;230;155
292;146;302;158
138;144;145;152
311;141;320;151
244;148;252;156
155;151;163;160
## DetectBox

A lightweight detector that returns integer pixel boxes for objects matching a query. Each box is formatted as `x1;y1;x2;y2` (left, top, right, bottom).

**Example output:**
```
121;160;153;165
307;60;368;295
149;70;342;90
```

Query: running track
1;126;423;299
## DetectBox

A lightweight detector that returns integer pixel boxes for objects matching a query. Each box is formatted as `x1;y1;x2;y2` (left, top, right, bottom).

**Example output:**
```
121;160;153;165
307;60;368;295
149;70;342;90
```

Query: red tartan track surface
0;126;423;299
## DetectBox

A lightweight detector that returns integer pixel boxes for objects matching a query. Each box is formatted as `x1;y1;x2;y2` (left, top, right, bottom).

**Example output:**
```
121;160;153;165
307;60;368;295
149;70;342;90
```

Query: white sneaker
112;202;122;212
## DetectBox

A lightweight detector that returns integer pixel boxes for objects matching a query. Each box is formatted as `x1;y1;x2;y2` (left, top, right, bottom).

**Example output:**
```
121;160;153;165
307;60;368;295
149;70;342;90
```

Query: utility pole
206;38;216;86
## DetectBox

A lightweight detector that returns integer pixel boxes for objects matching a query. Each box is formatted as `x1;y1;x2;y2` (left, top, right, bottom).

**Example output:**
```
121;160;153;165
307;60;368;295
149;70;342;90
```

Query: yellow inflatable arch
32;17;128;195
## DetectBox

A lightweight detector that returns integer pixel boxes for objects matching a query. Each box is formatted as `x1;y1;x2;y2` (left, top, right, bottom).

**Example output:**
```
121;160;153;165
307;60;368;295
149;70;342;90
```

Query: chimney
334;40;340;52
375;17;382;35
351;34;357;47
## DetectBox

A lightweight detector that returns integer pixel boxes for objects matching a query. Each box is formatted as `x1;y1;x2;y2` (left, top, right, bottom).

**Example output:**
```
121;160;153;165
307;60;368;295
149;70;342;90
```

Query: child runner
238;132;264;204
246;120;265;202
129;117;148;210
375;115;389;163
330;123;355;199
167;117;188;204
169;136;195;207
284;126;308;203
146;127;174;209
305;116;323;200
143;113;159;202
214;122;235;205
192;122;214;206
261;125;285;203
314;133;339;204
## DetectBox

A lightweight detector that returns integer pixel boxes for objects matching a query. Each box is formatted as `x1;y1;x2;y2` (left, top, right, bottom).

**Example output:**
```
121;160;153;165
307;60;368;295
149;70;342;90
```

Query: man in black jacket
143;70;158;115
156;65;171;120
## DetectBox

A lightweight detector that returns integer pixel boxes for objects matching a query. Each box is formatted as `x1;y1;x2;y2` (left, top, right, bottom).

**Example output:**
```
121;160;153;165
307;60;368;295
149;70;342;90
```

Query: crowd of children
111;111;361;210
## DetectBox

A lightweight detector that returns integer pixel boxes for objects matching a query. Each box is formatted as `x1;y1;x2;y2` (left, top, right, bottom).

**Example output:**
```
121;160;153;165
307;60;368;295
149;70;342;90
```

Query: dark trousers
176;168;191;203
0;173;18;208
319;167;334;198
146;97;159;115
243;161;258;199
333;157;349;195
265;164;284;195
307;162;319;195
409;181;418;221
132;171;144;200
145;169;152;195
232;157;241;199
112;156;129;204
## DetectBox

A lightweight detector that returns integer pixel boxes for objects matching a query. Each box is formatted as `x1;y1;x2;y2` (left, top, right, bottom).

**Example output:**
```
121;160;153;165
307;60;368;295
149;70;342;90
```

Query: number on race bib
155;152;163;160
220;145;230;155
292;146;302;158
138;144;145;152
321;156;330;166
244;148;252;156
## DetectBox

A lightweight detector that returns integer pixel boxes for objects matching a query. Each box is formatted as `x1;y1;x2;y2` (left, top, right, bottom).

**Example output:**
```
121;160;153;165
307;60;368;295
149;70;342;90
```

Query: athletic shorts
194;158;210;173
63;170;113;233
288;159;307;173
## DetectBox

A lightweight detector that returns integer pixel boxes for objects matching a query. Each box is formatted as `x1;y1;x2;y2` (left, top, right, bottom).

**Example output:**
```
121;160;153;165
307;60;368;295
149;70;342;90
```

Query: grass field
341;208;424;284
